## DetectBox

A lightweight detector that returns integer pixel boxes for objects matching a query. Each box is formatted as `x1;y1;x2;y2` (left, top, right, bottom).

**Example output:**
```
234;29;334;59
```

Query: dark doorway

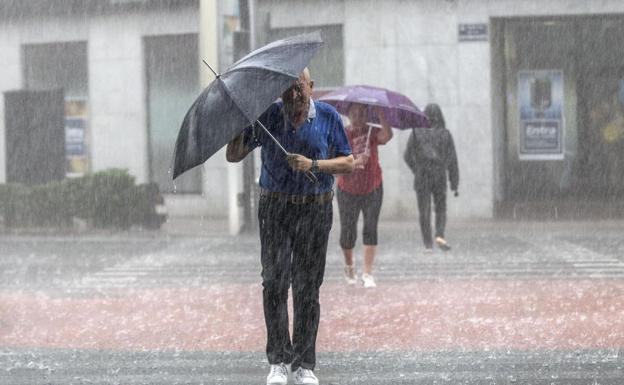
496;16;624;218
576;19;624;199
4;89;65;185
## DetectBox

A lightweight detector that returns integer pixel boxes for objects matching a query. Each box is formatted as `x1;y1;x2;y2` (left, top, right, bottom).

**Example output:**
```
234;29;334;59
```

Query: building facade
1;0;623;227
254;0;624;220
0;0;229;218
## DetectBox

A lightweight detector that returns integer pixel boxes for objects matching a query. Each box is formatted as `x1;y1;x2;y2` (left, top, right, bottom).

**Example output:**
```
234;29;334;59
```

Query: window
268;25;344;89
23;42;90;177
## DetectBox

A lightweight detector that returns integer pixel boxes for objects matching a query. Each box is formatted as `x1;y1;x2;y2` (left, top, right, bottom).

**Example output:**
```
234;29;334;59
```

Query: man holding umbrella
226;68;353;385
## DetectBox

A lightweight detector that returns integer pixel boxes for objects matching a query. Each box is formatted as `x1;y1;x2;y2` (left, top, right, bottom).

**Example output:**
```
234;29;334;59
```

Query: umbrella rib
216;76;290;158
214;77;255;124
217;67;297;123
225;65;299;81
228;39;321;73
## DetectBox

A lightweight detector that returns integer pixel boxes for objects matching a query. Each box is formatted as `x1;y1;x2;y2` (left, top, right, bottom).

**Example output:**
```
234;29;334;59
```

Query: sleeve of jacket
403;129;417;174
446;131;459;191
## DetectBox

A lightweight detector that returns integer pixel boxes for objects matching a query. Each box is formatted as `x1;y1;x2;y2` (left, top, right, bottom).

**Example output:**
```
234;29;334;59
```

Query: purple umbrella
318;84;430;129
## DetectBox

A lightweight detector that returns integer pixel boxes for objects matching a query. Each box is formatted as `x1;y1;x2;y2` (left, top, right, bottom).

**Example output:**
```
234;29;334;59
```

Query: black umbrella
172;31;324;182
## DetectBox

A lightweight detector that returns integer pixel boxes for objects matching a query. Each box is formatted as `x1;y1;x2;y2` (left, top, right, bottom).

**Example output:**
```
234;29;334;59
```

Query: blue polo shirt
243;99;351;194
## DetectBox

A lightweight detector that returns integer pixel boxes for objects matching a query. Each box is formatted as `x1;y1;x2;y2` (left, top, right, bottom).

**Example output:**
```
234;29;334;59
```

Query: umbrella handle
304;170;318;184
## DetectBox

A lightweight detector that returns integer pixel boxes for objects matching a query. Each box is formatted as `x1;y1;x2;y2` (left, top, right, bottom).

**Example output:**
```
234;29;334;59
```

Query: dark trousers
258;195;333;371
415;177;447;248
336;185;383;249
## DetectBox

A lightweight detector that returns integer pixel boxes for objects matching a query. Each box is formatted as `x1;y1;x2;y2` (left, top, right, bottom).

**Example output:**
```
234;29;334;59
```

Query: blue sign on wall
518;70;565;160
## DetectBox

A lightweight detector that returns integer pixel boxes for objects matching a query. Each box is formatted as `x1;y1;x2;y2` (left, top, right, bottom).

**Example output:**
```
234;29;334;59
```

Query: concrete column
200;0;242;235
88;14;148;183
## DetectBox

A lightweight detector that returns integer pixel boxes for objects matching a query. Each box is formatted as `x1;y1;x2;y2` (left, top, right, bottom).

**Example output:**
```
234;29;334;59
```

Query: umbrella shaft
255;120;289;155
255;120;318;184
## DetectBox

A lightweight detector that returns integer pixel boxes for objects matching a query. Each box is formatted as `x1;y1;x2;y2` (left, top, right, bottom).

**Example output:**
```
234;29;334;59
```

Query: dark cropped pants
336;185;383;249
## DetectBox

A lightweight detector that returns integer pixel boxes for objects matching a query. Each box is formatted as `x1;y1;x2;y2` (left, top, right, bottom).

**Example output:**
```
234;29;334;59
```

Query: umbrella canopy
318;85;429;129
172;32;323;179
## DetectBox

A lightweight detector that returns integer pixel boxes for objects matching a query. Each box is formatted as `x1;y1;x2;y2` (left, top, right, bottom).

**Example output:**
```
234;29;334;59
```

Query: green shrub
130;183;166;229
0;169;164;230
1;183;30;227
28;181;73;227
87;169;136;229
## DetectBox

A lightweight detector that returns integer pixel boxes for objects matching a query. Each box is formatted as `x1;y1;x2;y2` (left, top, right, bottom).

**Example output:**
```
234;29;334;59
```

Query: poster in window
518;70;564;160
65;99;89;176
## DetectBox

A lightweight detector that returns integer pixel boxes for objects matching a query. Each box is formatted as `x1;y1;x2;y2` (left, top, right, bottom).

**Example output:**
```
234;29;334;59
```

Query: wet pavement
2;349;623;384
1;219;624;384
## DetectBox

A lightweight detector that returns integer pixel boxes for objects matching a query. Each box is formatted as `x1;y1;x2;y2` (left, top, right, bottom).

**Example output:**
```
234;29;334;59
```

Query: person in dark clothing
403;103;459;251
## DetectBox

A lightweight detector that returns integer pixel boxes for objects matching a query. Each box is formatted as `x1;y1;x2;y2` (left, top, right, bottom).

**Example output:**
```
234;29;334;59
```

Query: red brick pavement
2;279;624;351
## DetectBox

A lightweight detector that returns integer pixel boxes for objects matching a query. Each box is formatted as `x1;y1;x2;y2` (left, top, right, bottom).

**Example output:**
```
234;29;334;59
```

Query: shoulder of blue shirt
313;100;341;117
252;100;351;155
263;100;341;120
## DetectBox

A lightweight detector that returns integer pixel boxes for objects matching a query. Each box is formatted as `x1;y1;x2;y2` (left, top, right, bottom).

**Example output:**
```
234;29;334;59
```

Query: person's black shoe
435;237;451;251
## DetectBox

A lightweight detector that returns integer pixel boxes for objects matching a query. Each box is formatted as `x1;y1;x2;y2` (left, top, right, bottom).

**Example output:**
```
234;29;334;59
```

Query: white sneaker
435;236;451;251
343;264;357;285
267;363;288;385
361;273;377;288
293;367;319;385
